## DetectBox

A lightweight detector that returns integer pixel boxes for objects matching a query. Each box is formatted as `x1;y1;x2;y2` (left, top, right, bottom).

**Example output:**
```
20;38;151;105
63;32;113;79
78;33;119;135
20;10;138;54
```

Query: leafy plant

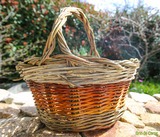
0;0;57;80
0;0;104;81
96;5;160;80
130;80;160;95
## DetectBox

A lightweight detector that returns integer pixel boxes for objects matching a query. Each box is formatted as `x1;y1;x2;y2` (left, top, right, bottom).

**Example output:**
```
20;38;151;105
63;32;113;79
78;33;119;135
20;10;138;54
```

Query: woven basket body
29;81;130;131
17;7;139;132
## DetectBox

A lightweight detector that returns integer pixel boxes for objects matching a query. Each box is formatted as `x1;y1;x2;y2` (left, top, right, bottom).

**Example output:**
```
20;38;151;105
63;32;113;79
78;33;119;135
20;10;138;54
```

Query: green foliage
0;0;57;80
130;80;160;95
0;0;103;81
97;5;160;80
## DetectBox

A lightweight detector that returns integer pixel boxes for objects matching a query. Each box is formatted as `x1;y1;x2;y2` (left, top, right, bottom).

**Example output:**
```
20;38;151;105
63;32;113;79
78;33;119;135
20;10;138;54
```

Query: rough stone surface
13;92;34;105
145;101;160;114
0;117;80;137
129;92;158;103
83;121;137;137
0;103;20;116
140;113;160;130
20;105;38;117
0;112;11;119
0;117;41;137
153;94;160;101
125;97;146;115
0;89;14;104
120;110;145;128
8;82;30;94
32;128;81;137
0;102;10;109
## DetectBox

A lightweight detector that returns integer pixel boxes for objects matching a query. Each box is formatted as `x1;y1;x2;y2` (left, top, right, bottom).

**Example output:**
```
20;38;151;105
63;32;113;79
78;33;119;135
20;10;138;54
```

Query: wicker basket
16;7;139;132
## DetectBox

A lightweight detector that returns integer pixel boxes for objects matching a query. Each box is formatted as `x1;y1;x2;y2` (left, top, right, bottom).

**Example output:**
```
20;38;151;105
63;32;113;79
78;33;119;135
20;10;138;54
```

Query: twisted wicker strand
40;7;100;65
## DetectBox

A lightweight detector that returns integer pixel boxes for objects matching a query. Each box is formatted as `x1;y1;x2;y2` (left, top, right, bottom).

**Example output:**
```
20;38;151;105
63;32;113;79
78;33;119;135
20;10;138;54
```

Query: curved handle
39;7;100;65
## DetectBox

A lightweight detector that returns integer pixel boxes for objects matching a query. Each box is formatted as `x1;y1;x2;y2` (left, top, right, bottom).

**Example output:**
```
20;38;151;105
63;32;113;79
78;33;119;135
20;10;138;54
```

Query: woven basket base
38;107;125;132
28;80;130;132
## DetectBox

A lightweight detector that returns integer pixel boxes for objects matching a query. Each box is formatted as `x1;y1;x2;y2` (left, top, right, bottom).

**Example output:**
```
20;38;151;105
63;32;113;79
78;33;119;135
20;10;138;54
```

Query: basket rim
16;7;139;87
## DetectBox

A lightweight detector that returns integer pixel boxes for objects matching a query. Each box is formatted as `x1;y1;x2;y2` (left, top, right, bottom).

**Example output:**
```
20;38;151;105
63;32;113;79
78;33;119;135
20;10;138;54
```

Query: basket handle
39;7;100;65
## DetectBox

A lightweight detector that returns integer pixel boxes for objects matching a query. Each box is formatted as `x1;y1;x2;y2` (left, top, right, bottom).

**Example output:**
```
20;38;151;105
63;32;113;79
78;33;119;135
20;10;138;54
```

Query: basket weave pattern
29;81;130;131
17;7;139;132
